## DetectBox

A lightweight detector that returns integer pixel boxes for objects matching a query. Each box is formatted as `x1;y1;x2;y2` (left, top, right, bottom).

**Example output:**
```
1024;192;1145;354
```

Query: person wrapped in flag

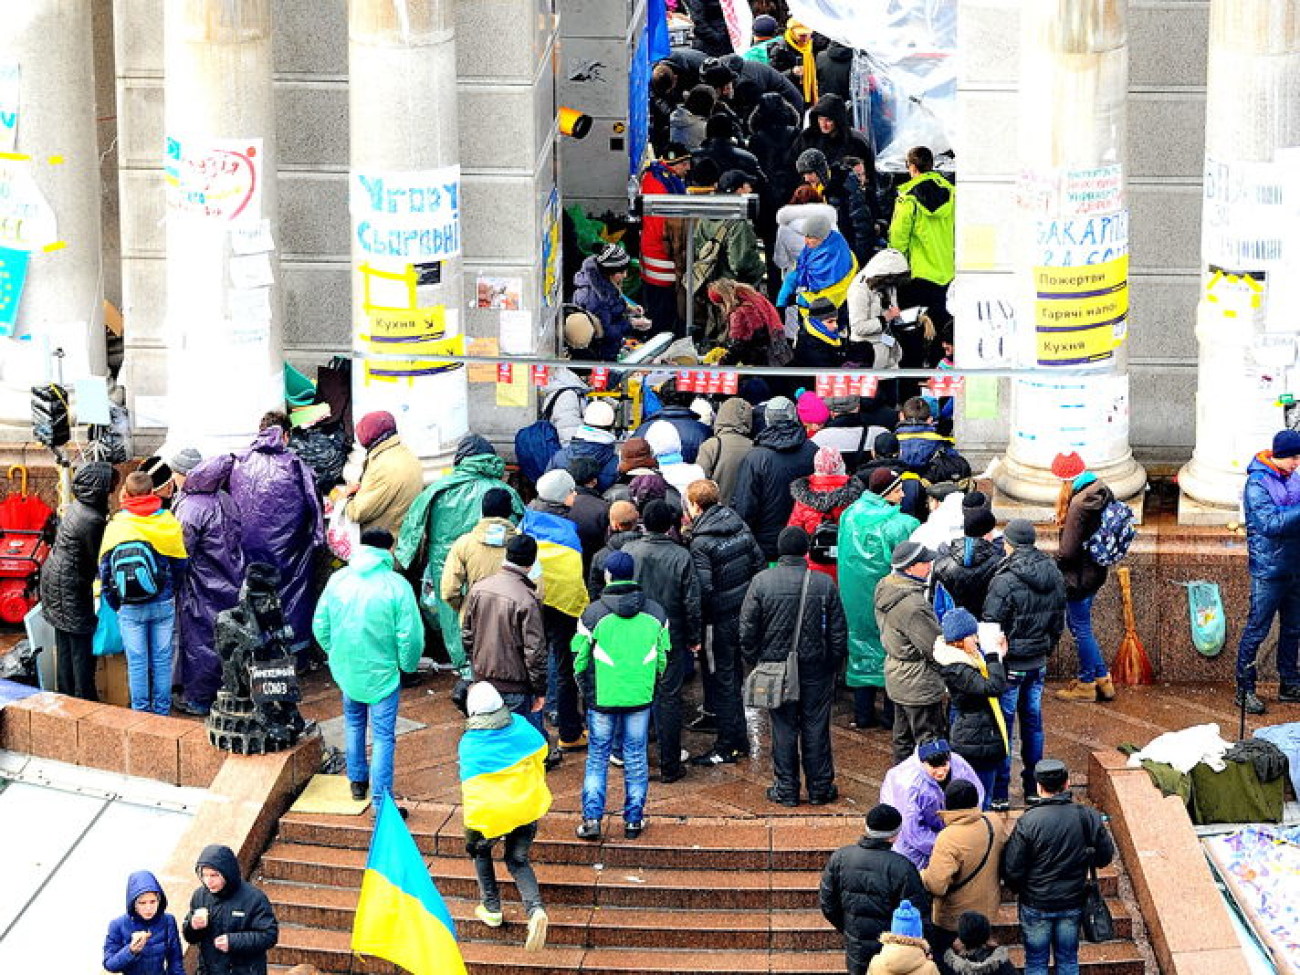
458;681;553;951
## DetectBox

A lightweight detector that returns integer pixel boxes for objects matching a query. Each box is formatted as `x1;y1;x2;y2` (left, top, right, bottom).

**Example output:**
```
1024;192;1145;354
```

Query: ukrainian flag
352;793;467;975
460;713;553;839
522;508;588;617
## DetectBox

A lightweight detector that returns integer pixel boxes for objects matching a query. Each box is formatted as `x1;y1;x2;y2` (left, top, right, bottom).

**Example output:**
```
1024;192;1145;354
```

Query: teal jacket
572;581;669;711
312;545;424;703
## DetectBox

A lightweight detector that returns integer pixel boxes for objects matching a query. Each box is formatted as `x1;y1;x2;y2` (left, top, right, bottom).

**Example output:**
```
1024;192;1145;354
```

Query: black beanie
957;911;991;949
944;778;979;811
482;487;513;519
642;498;675;534
506;534;538;567
964;507;996;538
963;490;988;511
777;526;810;558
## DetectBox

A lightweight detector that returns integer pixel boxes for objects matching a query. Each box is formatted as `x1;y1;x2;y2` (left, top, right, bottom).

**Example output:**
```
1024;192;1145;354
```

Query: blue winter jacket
1244;453;1300;580
103;870;186;974
546;427;620;491
572;256;631;361
632;406;712;463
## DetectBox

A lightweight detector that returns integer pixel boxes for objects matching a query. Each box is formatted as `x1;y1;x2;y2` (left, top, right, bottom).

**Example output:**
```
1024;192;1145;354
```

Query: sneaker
349;779;369;801
175;699;211;717
989;799;1012;813
1236;689;1267;715
660;766;687;784
559;732;588;753
1095;675;1117;702
624;819;647;840
609;753;625;767
1055;680;1098;703
690;748;741;767
685;711;718;733
766;786;799;807
576;818;602;841
525;908;549;952
544;750;564;771
1279;684;1300;703
808;785;840;806
475;903;504;929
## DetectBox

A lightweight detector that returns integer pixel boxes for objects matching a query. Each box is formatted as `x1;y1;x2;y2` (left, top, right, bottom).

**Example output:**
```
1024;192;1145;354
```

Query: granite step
261;877;1132;948
271;924;1145;975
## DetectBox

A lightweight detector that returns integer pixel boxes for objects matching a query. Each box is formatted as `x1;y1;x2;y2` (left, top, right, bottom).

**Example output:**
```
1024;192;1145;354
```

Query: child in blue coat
103;870;186;974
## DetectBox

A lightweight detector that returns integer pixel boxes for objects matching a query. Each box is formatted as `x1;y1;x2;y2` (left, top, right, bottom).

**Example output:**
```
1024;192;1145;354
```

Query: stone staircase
259;806;1145;974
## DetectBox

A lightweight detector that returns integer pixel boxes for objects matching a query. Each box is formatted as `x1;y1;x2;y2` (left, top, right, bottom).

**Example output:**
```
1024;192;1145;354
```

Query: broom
1112;565;1154;685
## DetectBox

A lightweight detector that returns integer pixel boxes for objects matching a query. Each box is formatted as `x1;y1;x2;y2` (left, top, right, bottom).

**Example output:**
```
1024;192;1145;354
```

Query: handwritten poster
164;136;263;222
0;246;30;334
0;60;19;153
0;156;58;249
542;186;561;307
350;166;461;262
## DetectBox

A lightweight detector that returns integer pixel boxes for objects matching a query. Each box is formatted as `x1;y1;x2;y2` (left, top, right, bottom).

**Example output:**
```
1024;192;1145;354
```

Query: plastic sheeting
1205;826;1300;975
787;0;957;172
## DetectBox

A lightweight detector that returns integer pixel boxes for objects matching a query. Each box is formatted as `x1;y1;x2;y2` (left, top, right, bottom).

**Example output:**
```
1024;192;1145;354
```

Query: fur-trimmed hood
932;639;981;669
790;473;862;513
944;944;1014;975
874;933;938;974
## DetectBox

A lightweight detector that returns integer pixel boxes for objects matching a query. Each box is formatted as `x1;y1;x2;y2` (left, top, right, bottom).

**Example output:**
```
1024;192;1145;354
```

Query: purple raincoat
229;426;325;650
879;750;985;869
172;455;246;705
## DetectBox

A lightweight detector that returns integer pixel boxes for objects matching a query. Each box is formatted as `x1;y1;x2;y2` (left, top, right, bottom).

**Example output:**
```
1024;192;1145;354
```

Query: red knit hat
1050;451;1086;480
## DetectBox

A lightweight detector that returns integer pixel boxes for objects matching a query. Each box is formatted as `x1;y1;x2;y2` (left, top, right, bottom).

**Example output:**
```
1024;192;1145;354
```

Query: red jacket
786;473;864;581
640;164;685;287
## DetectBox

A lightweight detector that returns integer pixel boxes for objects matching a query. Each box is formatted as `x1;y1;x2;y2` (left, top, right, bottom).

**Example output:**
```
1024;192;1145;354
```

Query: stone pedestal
1178;0;1300;522
993;0;1146;505
0;1;106;437
159;0;283;455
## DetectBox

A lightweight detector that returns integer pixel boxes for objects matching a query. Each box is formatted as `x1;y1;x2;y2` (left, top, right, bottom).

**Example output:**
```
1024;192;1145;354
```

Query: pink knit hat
814;445;845;476
797;391;830;426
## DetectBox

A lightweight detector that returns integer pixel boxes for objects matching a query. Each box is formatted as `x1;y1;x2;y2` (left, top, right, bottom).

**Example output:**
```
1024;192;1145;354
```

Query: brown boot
1055;680;1098;702
1095;676;1117;702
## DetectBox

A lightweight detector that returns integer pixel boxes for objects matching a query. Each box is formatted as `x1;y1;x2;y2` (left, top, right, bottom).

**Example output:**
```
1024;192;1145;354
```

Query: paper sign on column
964;376;999;420
496;367;529;406
73;377;112;425
229;287;272;325
230;252;274;289
230;218;274;256
466;337;499;383
0;60;18;154
499;309;534;355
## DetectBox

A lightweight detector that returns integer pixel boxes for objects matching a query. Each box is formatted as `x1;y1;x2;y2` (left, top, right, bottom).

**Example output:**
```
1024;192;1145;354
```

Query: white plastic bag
325;498;360;562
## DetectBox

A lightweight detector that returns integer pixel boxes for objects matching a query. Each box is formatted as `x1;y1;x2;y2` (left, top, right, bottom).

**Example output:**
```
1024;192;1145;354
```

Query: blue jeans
582;707;651;824
119;599;175;715
501;691;547;739
343;689;400;799
1019;904;1081;975
994;667;1044;802
1236;574;1300;691
1066;596;1109;682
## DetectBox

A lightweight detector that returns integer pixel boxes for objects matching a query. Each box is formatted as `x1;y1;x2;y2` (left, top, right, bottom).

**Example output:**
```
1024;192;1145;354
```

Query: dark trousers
770;675;835;800
1236;574;1300;690
641;281;682;336
468;820;543;914
55;628;98;701
891;701;948;764
702;617;748;753
845;934;883;975
543;607;584;742
655;641;688;775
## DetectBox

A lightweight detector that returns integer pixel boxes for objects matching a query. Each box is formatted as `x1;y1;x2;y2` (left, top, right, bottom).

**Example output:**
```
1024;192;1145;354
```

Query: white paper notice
229;252;274;290
229;287;272;325
499;309;534;355
230;218;274;256
73;377;112;425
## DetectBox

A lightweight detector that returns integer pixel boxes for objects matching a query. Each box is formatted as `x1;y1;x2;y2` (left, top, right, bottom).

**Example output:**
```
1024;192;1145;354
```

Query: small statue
207;562;308;753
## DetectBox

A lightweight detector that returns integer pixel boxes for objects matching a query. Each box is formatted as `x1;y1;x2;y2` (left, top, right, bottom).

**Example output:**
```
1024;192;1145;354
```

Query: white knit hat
466;681;504;716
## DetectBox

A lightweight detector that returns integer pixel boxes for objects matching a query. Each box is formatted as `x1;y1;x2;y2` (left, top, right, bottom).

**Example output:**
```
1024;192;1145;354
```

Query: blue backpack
109;539;164;604
514;391;565;486
1084;500;1137;567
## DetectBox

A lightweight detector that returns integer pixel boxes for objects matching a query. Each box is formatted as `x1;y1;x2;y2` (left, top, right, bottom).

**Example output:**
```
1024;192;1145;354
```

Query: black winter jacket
933;536;1006;617
816;43;855;101
622;532;703;649
747;93;801;208
732;420;818;559
789;93;876;183
588;528;642;599
38;463;114;633
183;844;278;975
1001;795;1114;911
684;0;734;56
687;503;766;620
819;837;929;946
739;556;847;680
566;486;611;575
933;642;1008;767
723;53;807;118
981;547;1066;672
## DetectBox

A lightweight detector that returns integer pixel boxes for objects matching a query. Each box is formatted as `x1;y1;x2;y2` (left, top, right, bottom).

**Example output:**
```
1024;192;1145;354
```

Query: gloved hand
776;272;797;308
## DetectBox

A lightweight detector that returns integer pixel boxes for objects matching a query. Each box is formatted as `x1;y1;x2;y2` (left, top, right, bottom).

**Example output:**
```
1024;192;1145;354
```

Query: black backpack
109;540;164;604
924;445;973;488
809;516;840;565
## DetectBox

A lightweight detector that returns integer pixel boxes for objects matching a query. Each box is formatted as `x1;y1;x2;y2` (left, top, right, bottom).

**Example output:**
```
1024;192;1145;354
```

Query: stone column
0;0;106;434
162;0;283;453
1179;0;1300;518
348;0;466;466
993;0;1146;505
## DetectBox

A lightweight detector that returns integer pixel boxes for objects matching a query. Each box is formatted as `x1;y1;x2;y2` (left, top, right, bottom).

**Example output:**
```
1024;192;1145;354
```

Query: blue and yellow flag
460;713;552;840
352;793;467;975
522;508;588;618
